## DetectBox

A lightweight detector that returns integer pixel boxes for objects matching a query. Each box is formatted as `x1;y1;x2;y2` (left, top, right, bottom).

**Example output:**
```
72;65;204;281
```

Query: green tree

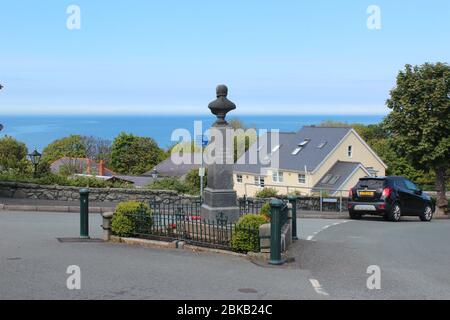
110;132;164;175
42;135;87;164
185;168;207;193
385;62;450;215
230;118;257;162
0;136;31;174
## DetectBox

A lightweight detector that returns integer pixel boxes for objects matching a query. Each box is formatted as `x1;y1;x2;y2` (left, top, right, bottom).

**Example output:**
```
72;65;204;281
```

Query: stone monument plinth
201;85;240;222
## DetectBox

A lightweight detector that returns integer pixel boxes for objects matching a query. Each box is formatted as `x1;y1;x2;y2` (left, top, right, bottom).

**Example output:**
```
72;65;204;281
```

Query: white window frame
298;173;306;184
272;170;284;183
348;145;353;158
254;176;265;187
236;174;243;183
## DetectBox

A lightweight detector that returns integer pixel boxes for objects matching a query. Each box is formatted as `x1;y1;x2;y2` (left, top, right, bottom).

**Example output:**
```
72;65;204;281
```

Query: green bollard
288;195;298;241
79;188;90;239
268;199;284;265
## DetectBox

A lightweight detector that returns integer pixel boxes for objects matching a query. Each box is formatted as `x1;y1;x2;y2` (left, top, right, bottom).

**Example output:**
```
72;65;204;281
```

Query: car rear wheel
388;203;401;222
349;211;362;220
419;205;433;222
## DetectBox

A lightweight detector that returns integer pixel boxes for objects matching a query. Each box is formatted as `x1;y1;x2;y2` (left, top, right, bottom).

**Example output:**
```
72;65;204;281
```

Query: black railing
126;201;259;252
238;196;269;215
239;196;348;213
149;196;202;216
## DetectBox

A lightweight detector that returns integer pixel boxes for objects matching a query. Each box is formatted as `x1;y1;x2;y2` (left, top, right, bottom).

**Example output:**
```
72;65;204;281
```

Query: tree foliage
110;132;165;175
81;136;112;164
0;136;31;174
384;62;450;213
41;135;87;164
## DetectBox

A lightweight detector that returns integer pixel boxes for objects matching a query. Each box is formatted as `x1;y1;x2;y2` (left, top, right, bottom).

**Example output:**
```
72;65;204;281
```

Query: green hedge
231;214;267;253
0;172;132;188
255;187;278;198
111;201;152;237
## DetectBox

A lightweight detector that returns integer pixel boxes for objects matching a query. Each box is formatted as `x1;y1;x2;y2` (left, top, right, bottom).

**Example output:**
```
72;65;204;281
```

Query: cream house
233;126;387;197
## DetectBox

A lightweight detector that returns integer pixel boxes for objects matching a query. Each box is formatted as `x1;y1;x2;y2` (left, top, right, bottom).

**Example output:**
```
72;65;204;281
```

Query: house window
272;171;284;183
254;176;265;187
348;145;353;157
292;147;302;155
298;174;306;184
321;174;332;184
236;174;243;183
271;145;280;153
328;175;340;185
317;141;327;149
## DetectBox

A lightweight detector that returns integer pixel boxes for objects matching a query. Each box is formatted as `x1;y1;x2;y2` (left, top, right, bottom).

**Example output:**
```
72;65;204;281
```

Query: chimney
99;160;105;176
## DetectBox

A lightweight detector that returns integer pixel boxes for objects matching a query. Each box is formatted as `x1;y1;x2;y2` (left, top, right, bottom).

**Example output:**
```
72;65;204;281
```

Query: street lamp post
28;149;42;177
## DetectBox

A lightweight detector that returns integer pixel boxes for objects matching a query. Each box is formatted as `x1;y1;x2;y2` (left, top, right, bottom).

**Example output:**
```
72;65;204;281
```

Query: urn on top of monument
208;85;236;126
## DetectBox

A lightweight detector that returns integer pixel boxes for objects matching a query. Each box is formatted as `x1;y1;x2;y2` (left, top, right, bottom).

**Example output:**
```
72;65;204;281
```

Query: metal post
269;199;284;265
79;188;90;239
339;191;342;212
288;195;298;241
200;142;204;200
320;189;323;212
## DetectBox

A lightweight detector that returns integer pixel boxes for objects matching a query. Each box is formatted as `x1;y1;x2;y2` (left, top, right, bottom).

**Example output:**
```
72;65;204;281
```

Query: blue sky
0;0;449;115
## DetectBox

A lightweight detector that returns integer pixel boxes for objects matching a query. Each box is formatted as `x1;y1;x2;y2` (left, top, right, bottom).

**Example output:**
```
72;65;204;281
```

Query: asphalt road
0;211;318;300
1;211;449;299
298;217;450;299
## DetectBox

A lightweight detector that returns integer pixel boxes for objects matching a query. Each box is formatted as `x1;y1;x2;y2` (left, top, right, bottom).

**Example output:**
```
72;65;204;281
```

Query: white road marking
309;279;329;296
305;220;350;241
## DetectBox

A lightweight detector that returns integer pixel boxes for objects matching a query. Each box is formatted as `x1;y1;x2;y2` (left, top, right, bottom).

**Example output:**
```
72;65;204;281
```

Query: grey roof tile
312;161;364;193
234;126;352;174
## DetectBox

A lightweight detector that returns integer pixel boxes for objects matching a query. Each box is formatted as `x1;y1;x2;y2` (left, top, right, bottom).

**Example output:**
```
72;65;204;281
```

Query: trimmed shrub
231;214;267;253
0;172;132;188
255;187;278;198
148;177;193;194
287;190;301;197
111;201;152;237
259;202;271;222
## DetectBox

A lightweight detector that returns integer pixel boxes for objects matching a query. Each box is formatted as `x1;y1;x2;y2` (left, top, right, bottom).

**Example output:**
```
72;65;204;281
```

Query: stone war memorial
201;85;240;223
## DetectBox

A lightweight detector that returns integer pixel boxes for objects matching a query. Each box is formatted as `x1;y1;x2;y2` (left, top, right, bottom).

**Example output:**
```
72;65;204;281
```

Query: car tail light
381;187;392;199
348;188;353;198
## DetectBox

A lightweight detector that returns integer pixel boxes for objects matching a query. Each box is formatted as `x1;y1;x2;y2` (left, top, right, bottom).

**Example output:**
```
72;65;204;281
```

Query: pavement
1;210;450;299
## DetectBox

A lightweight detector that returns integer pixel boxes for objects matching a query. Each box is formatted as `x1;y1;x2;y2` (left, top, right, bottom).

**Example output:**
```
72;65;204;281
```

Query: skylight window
328;175;340;185
321;174;332;184
317;141;327;149
298;139;310;147
292;147;302;155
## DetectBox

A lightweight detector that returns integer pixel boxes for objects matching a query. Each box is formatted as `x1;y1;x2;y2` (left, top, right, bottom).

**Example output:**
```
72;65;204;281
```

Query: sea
0;115;385;151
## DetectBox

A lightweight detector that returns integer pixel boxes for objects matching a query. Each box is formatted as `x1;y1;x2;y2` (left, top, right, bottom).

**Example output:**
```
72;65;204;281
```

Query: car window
393;178;404;188
356;179;385;189
404;179;418;191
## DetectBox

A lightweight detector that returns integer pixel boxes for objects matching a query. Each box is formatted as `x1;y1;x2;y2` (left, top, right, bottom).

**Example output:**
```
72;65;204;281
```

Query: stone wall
0;181;197;203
